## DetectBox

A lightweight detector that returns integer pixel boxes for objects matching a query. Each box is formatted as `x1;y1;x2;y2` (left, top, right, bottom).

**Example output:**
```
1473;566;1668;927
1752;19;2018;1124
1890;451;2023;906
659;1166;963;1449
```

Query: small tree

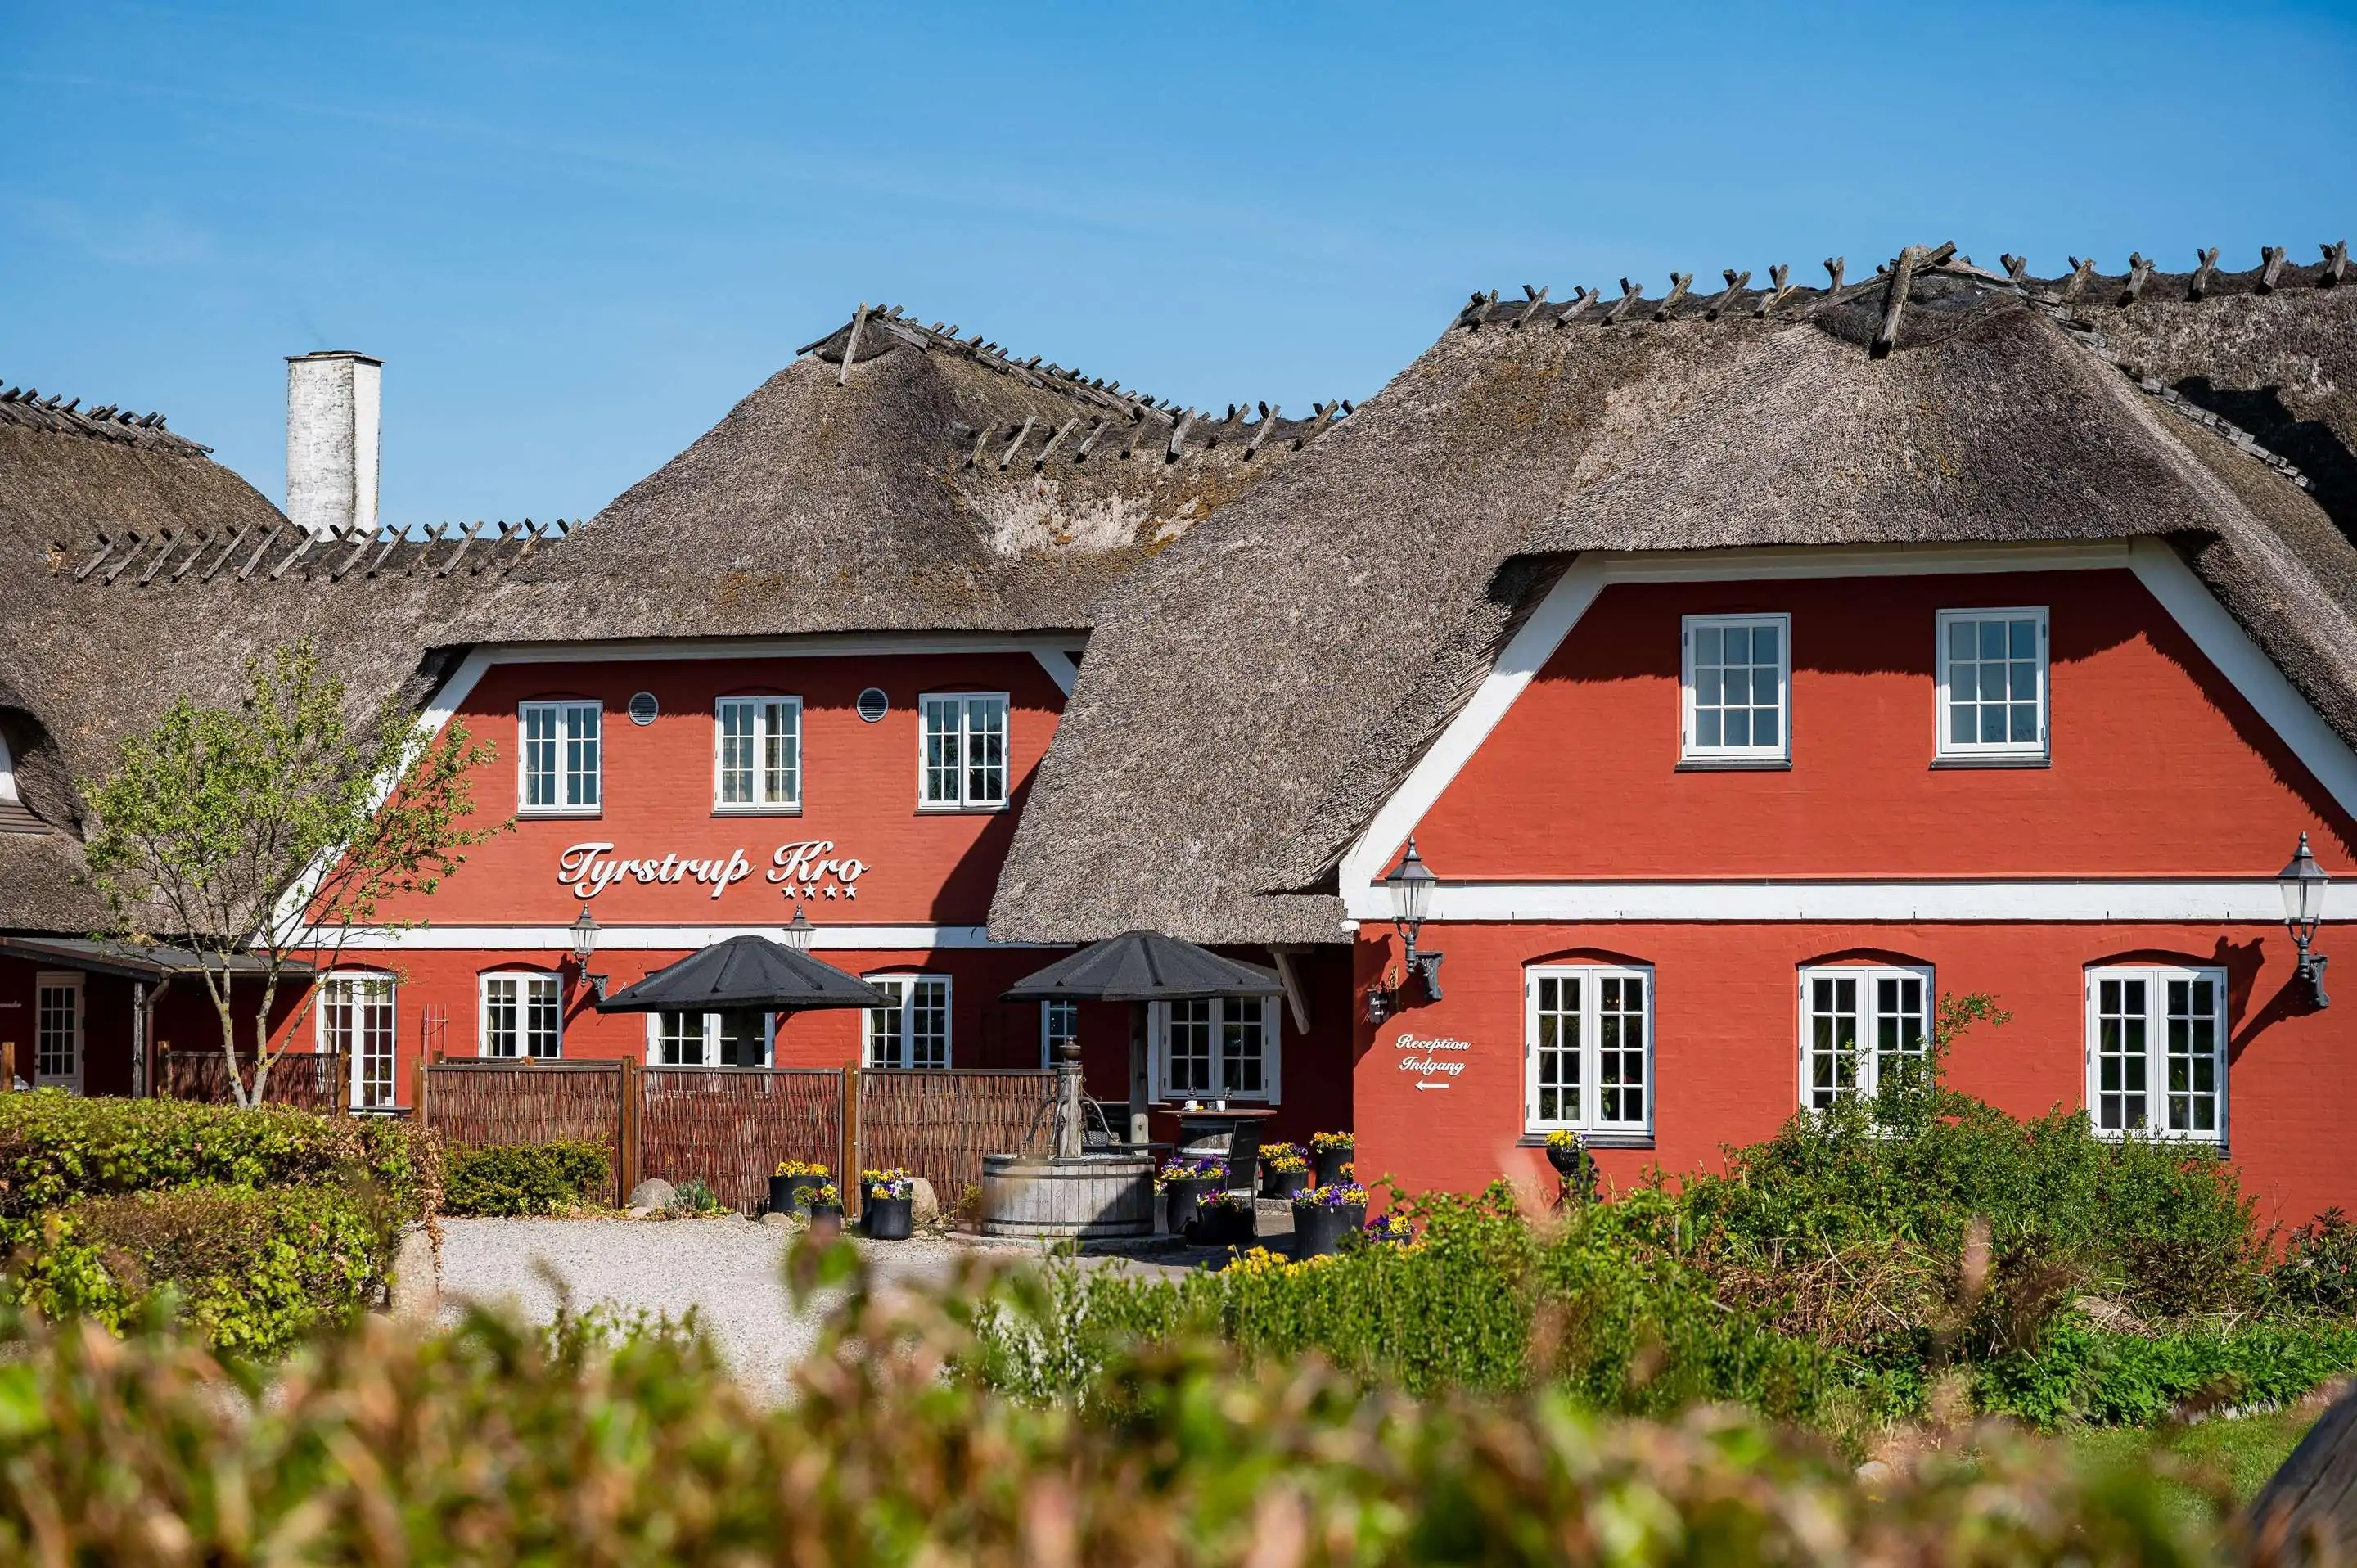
83;642;506;1107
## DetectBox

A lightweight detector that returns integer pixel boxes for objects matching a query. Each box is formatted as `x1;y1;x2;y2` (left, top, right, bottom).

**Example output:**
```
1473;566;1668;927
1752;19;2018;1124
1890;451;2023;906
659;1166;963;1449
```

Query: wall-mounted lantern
1368;837;1444;1024
784;904;815;953
568;903;609;1003
2279;832;2331;1009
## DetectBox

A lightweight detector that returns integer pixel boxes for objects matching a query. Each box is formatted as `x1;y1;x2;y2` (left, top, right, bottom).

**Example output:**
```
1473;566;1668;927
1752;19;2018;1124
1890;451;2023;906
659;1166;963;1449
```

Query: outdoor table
1172;1107;1278;1195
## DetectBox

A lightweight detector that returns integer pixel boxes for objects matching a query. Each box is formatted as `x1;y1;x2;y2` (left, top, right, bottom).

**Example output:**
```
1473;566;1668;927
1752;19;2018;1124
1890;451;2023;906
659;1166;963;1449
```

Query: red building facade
1342;544;2357;1227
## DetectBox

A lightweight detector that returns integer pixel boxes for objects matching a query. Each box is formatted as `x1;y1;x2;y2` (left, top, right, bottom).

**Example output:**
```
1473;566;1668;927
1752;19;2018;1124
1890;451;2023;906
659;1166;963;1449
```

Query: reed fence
159;1049;338;1111
411;1060;1057;1218
637;1068;844;1214
857;1069;1057;1210
421;1061;628;1202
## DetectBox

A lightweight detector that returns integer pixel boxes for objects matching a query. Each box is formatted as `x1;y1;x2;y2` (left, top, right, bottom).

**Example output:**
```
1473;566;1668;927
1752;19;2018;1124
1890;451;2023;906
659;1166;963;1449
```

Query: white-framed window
1524;966;1651;1134
1680;614;1790;764
1799;966;1932;1108
646;1010;772;1067
865;975;951;1069
318;972;397;1110
1152;996;1278;1103
714;696;801;812
1041;998;1079;1069
34;972;82;1093
480;973;561;1060
1936;608;2048;763
520;700;602;813
918;693;1009;810
2086;967;2226;1143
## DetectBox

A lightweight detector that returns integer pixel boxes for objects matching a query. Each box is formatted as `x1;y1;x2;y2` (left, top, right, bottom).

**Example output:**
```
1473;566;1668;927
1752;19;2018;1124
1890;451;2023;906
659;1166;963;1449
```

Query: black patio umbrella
1002;930;1283;1004
1006;930;1287;1160
597;934;891;1013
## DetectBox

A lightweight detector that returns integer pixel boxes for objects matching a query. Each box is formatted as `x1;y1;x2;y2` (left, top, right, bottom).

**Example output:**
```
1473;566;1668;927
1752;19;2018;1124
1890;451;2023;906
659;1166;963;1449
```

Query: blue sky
4;2;2353;528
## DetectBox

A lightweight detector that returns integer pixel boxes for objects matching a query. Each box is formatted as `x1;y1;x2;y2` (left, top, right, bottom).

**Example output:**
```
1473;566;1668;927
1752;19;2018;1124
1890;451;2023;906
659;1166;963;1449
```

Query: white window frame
917;692;1010;811
713;695;803;813
864;974;953;1070
1523;964;1652;1137
479;971;563;1060
1040;998;1079;1070
642;1010;774;1068
34;971;83;1093
1796;965;1934;1110
519;700;603;814
0;728;20;805
1936;606;2049;764
1679;613;1791;766
318;971;398;1111
2084;966;2228;1145
1149;996;1280;1104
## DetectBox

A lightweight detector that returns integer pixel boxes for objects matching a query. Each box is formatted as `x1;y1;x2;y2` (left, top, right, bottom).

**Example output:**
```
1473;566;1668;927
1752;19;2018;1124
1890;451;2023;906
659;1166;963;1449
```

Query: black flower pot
808;1203;843;1241
1163;1178;1214;1236
1312;1147;1354;1187
1544;1142;1598;1201
1186;1201;1256;1248
1260;1166;1309;1201
862;1195;914;1240
1292;1201;1367;1259
768;1174;827;1218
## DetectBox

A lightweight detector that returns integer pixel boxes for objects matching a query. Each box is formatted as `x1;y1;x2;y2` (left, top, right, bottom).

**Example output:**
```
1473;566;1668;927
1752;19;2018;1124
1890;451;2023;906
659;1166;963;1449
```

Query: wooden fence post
412;1056;430;1129
0;1042;13;1093
843;1066;862;1220
617;1058;640;1207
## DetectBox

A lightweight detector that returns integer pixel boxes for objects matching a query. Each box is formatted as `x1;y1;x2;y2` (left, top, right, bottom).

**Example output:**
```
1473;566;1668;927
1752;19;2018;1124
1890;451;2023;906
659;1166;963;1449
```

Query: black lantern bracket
2280;832;2332;1010
1368;837;1445;1023
568;903;611;1003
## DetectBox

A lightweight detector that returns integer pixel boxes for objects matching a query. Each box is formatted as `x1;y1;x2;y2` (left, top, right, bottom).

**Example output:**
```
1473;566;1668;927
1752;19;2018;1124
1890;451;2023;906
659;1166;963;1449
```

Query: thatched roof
0;304;1323;932
453;304;1333;643
989;246;2357;947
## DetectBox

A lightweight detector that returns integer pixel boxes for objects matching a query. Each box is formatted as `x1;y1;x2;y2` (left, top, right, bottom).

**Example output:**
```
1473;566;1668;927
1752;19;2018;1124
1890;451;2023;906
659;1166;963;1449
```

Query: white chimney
285;350;381;538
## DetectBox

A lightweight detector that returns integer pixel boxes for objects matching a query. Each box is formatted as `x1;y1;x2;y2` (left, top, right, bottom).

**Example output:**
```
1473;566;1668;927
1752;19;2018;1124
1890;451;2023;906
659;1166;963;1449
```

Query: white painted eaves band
1340;879;2294;925
322;923;1045;951
1337;538;2357;913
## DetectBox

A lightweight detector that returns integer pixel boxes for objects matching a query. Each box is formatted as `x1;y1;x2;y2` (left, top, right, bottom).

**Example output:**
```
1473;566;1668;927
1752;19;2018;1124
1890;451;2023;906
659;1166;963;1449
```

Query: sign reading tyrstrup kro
557;840;871;902
1395;1033;1470;1090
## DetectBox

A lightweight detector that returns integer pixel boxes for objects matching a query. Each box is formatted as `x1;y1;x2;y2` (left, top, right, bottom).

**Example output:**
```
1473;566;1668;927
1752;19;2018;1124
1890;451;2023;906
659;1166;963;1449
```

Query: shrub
2269;1208;2357;1316
0;1247;2239;1564
0;1092;427;1240
1654;1000;2265;1340
7;1183;392;1358
976;1184;1837;1421
668;1178;723;1215
1980;1316;2357;1428
441;1141;611;1217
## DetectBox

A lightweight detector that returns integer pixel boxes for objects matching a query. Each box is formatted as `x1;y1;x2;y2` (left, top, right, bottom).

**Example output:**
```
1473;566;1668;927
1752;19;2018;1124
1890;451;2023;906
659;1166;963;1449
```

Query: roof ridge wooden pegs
2323;241;2349;287
1753;264;1795;318
2121;253;2154;304
1601;277;1645;325
2258;246;2288;292
1511;286;1551;328
1652;273;1694;322
1706;270;1752;320
2190;247;2220;300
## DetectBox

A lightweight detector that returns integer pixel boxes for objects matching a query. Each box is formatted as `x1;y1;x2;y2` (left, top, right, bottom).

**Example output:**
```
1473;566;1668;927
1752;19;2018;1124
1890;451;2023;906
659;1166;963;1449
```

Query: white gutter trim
1341;878;2297;925
317;923;1052;952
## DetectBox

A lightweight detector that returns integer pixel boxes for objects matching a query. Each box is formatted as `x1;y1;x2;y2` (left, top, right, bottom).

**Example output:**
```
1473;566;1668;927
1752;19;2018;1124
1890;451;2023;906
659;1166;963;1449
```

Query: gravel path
431;1218;1183;1398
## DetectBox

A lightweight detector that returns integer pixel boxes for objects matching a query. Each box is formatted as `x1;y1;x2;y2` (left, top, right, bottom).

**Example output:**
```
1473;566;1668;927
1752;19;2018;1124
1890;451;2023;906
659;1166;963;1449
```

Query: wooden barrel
980;1153;1156;1240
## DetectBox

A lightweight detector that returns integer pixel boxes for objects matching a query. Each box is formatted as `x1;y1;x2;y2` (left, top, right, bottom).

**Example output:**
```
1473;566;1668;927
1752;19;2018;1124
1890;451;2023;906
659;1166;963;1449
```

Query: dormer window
0;724;43;834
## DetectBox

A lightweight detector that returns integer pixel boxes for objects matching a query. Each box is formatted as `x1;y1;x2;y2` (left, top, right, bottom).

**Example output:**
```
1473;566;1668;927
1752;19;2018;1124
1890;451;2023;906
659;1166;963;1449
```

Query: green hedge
977;1187;1837;1422
7;1183;392;1358
0;1092;426;1238
442;1142;612;1216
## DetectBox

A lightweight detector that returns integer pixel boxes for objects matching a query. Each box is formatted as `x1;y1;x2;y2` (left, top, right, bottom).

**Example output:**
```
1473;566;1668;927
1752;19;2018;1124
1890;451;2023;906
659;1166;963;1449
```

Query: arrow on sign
1414;1079;1452;1090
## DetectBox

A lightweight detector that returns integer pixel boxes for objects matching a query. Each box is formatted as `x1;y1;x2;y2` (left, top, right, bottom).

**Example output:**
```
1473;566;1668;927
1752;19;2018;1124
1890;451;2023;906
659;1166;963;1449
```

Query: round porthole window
627;692;660;726
856;687;889;723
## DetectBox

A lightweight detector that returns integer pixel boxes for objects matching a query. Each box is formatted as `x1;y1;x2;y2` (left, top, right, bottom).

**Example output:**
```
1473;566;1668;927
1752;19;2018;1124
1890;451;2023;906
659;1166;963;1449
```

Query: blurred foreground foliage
0;1241;2255;1567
